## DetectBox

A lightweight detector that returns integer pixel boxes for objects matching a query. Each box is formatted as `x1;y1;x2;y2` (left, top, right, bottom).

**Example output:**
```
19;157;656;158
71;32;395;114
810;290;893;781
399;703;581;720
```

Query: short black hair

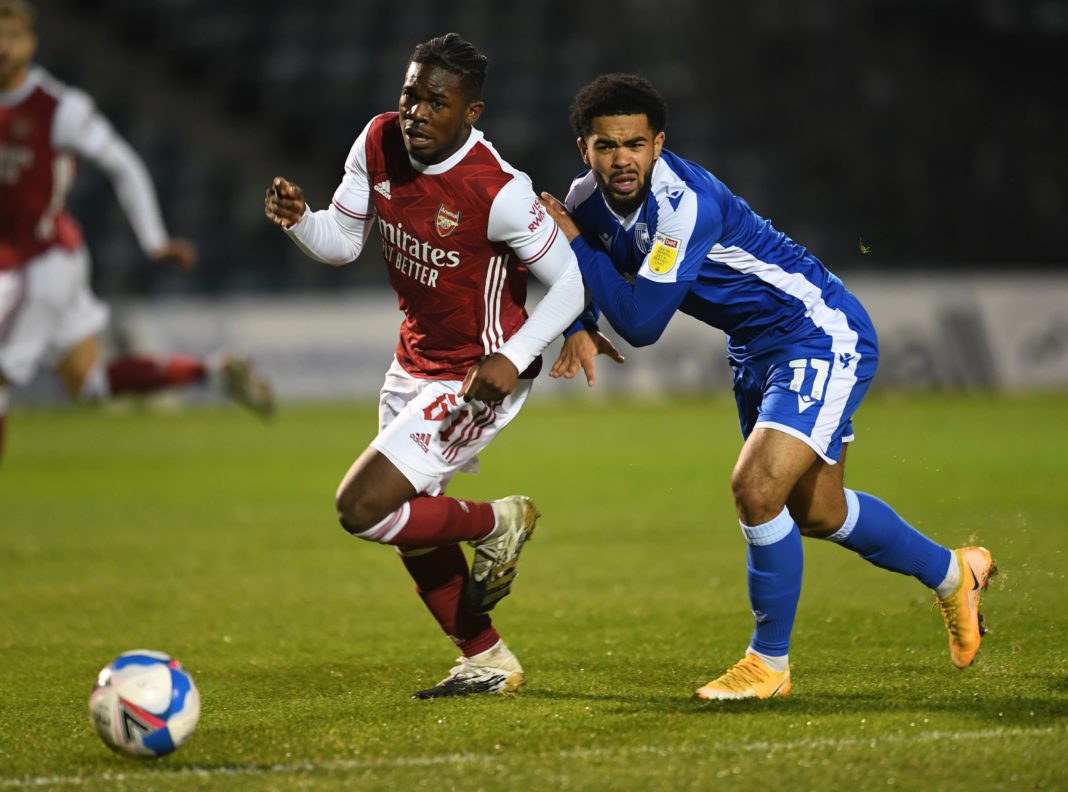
409;33;488;100
569;73;668;139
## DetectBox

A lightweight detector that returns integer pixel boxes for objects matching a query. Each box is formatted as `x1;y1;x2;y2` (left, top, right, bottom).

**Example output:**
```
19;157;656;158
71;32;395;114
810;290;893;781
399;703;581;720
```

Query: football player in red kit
265;33;602;698
0;0;272;462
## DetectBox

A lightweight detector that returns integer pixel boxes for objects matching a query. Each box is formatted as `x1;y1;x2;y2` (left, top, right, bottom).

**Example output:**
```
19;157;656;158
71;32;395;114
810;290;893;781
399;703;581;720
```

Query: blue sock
827;489;952;589
742;508;803;657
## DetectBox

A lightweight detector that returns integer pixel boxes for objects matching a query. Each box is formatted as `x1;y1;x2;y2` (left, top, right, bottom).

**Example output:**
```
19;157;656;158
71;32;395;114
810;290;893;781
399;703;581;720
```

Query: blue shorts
730;305;879;464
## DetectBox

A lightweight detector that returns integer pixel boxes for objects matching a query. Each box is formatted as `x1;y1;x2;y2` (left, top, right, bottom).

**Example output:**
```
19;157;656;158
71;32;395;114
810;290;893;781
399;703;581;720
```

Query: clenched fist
265;176;306;230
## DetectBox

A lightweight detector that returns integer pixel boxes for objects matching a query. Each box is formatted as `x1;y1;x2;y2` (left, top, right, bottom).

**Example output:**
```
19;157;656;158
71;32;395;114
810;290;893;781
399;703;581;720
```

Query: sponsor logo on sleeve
647;232;680;275
527;200;546;232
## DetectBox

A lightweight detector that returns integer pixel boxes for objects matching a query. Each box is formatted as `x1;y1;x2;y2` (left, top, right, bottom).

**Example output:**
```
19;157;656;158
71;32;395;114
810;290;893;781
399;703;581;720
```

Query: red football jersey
0;74;82;270
359;113;539;380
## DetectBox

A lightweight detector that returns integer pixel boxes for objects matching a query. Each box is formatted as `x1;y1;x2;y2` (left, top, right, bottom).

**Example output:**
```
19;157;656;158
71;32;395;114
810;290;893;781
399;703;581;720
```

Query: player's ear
464;100;485;127
653;131;665;159
576;137;589;165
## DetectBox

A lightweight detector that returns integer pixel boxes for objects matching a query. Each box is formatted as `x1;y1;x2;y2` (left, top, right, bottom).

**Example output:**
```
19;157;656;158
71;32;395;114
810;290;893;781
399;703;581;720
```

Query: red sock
400;544;500;656
106;355;207;395
388;494;495;547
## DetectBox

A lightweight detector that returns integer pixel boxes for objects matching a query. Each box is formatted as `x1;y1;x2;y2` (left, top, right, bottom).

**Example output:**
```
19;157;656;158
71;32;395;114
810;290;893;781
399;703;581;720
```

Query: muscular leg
334;447;495;545
787;445;849;538
335;447;420;535
334;447;500;657
787;444;954;591
732;428;820;526
729;428;818;661
56;335;207;403
56;335;102;399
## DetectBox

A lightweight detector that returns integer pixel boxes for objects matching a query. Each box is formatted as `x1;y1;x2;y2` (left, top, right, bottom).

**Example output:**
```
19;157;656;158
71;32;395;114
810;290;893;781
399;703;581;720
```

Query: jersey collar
0;64;43;107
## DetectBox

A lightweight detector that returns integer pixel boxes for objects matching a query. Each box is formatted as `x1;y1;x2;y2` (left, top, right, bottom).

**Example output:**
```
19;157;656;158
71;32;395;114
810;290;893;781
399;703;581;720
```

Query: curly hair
569;73;668;139
409;33;488;100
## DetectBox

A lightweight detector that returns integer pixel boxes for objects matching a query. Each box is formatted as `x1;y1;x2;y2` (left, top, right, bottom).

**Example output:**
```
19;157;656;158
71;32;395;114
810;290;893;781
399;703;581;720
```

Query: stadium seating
36;0;1066;296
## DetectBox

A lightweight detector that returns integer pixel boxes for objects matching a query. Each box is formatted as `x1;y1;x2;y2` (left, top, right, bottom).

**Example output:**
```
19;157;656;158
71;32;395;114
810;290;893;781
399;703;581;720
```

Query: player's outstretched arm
265;177;306;230
151;238;198;270
266;174;371;265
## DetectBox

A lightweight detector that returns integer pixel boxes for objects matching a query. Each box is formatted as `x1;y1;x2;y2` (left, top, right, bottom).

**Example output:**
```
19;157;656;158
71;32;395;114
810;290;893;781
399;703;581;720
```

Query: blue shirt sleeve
570;234;690;347
563;301;601;338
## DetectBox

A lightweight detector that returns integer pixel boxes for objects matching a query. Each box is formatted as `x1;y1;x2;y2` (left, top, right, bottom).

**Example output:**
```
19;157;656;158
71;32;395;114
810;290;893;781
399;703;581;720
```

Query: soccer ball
88;650;200;758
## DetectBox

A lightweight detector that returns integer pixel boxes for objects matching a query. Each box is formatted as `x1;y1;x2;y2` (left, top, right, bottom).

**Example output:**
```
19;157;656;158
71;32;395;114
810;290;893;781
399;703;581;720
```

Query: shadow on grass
522;684;1068;725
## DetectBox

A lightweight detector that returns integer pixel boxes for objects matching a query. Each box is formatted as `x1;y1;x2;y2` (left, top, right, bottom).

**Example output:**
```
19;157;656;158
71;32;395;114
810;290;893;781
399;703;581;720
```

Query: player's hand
152;238;197;270
538;192;580;241
550;329;625;386
265;176;306;230
458;353;519;403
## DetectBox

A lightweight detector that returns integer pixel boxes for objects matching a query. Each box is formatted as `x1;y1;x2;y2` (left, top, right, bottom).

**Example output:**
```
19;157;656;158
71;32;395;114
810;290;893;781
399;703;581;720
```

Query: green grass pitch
2;393;1067;790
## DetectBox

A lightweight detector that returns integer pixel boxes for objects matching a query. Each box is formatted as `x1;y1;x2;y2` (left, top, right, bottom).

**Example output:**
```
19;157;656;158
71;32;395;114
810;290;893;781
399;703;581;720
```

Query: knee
794;513;842;538
730;466;784;525
789;494;848;538
335;482;378;536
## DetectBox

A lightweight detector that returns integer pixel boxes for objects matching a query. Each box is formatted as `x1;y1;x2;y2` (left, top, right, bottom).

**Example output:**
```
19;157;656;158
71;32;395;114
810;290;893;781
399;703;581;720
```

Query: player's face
398;62;484;166
0;14;36;91
578;114;665;216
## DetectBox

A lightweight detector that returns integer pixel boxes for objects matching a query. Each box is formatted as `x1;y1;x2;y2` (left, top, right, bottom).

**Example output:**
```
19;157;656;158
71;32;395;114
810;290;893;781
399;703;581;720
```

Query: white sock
934;552;961;598
747;648;789;672
469;639;504;661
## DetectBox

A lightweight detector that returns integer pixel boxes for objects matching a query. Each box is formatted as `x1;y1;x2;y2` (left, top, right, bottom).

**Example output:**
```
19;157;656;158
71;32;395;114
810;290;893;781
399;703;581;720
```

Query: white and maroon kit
288;112;583;492
0;66;171;384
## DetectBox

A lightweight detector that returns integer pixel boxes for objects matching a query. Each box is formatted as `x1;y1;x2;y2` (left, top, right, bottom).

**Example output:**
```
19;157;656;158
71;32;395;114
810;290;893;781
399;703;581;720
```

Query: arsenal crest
435;204;461;237
10;116;33;141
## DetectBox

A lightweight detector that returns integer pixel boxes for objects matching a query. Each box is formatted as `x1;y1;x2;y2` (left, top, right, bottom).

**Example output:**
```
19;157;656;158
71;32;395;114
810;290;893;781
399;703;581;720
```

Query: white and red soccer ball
88;650;200;758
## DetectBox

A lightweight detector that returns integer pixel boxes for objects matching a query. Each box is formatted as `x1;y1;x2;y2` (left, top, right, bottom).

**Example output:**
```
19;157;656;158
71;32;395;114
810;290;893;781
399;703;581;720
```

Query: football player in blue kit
540;73;997;699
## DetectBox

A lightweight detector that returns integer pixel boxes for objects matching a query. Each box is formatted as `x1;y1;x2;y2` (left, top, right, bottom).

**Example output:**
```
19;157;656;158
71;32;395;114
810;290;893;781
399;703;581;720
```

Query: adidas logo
374;180;391;200
409;432;431;453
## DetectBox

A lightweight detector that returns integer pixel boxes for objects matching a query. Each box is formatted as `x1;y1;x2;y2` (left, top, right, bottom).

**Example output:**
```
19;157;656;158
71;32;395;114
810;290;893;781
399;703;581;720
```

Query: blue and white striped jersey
566;149;874;363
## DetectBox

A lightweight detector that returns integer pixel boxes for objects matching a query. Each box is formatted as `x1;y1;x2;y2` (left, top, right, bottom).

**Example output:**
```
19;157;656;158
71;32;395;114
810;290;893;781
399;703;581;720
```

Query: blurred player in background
541;73;996;700
265;34;592;698
0;0;272;463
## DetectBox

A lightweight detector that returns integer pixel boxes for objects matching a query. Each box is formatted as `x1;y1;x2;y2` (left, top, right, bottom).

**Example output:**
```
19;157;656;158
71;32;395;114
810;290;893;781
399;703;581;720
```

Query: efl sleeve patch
647;233;681;275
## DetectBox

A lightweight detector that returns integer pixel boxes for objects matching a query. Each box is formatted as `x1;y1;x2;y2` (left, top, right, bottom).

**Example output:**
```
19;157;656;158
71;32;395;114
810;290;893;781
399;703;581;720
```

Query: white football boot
411;640;525;699
463;496;539;613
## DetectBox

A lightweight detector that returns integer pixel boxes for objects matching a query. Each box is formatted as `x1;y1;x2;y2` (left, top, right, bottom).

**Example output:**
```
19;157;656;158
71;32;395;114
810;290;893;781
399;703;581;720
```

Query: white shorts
0;245;109;385
371;357;533;496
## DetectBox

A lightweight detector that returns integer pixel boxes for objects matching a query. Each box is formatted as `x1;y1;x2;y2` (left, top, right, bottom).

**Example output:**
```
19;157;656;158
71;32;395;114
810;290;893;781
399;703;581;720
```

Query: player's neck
0;65;30;94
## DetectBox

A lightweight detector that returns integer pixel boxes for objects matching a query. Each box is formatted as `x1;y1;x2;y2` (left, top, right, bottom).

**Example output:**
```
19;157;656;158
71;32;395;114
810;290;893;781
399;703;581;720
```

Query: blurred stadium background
19;0;1068;400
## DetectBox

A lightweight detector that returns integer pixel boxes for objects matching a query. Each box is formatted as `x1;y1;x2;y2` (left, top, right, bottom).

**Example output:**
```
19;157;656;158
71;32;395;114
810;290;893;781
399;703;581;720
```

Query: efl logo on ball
88;650;200;758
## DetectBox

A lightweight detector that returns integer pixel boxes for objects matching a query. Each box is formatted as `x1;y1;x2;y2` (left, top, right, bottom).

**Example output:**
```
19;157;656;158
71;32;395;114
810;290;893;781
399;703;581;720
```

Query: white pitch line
1;726;1062;788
